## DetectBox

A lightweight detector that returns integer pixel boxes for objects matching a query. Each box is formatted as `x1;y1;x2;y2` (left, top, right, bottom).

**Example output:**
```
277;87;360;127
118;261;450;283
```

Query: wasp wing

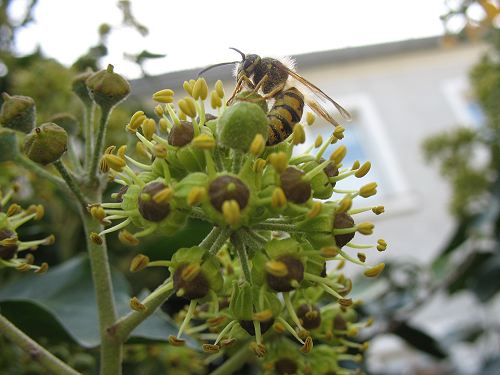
283;67;352;126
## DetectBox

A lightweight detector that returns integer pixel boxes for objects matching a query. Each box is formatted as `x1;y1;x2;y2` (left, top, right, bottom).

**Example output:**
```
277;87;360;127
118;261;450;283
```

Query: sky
10;0;448;79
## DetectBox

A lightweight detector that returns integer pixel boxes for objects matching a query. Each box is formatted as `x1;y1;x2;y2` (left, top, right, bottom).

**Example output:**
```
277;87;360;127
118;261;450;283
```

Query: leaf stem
88;105;112;182
16;155;66;190
83;103;95;170
110;283;174;343
53;160;89;208
0;314;81;375
232;231;252;283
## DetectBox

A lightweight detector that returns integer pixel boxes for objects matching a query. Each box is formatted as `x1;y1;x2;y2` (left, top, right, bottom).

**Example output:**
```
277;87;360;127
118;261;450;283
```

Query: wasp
199;48;351;145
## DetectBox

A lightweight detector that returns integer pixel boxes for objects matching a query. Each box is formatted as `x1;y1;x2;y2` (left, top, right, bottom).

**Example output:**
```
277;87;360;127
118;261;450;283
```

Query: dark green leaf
0;255;182;348
391;321;447;359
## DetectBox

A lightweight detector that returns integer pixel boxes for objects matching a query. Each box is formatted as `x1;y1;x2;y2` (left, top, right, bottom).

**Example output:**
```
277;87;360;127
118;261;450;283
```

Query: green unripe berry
72;69;94;105
24;123;68;165
217;101;268;151
85;64;130;109
0;93;36;133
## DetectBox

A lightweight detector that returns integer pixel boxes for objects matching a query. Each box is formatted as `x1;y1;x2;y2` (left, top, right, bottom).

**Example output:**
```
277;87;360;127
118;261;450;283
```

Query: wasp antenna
229;47;246;61
198;61;239;77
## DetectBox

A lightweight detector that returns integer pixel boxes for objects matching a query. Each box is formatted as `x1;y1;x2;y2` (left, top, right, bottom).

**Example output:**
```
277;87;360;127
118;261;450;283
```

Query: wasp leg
241;80;286;103
227;75;254;105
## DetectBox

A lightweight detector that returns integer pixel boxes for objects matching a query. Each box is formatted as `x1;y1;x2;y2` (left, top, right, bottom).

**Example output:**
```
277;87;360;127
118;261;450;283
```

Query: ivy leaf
0;255;183;348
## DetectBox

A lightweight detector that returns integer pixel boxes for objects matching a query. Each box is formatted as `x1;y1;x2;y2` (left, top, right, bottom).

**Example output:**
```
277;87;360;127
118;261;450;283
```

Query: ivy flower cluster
91;77;387;374
0;185;52;273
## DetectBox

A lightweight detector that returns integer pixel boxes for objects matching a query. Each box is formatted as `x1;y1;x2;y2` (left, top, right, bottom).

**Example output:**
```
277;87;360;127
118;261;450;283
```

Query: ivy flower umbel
0;185;52;273
96;77;387;373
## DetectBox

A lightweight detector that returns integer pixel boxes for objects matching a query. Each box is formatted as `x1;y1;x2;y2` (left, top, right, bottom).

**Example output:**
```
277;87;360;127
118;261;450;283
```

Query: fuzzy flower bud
0;128;19;162
0;93;36;133
24;123;68;165
85;64;130;108
72;69;94;105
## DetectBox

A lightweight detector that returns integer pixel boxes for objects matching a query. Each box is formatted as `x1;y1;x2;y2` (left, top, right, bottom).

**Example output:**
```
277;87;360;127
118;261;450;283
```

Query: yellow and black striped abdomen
266;87;305;145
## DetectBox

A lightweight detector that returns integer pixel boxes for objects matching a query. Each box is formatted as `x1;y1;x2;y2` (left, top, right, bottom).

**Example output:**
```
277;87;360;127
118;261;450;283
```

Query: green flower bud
72;69;94;105
0;128;19;162
303;158;338;199
49;113;79;136
168;121;194;147
229;282;254;321
138;181;171;222
217;101;268;150
0;93;36;133
85;64;130;108
0;229;18;260
280;167;311;204
24;123;68;165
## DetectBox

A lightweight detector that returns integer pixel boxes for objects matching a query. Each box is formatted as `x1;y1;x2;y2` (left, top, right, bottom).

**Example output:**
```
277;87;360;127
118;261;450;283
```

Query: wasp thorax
280;167;311;204
297;304;322;330
23;123;68;165
0;93;36;133
265;255;304;292
138;182;171;222
333;212;355;248
208;175;250;212
239;318;274;336
168;121;194;147
0;229;18;260
274;358;298;375
173;263;210;300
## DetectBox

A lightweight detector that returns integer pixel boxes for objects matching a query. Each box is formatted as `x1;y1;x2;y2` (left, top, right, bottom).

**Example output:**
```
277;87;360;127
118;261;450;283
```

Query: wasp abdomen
266;87;305;146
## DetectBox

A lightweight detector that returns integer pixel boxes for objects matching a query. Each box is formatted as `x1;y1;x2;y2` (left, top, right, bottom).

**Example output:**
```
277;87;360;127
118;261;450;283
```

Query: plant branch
17;155;66;190
252;222;306;233
208;227;232;256
0;314;81;375
232;231;252;283
199;226;222;249
110;284;174;343
83;103;95;170
53;160;89;208
88;105;112;182
82;213;122;375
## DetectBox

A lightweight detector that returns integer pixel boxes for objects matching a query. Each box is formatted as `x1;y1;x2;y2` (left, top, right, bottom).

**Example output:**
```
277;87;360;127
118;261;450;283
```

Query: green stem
82;213;121;375
232;231;252;283
0;314;81;375
231;149;244;174
208;227;232;256
17;155;66;190
252;222;306;233
110;284;174;343
199;227;222;249
84;102;95;170
53;160;89;208
209;345;252;375
88;105;112;182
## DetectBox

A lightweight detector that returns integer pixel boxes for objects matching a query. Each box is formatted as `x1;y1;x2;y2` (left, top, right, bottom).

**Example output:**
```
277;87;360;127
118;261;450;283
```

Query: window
295;94;411;208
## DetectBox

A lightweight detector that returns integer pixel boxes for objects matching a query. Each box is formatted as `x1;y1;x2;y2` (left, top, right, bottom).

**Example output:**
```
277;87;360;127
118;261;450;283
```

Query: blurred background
0;1;499;374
